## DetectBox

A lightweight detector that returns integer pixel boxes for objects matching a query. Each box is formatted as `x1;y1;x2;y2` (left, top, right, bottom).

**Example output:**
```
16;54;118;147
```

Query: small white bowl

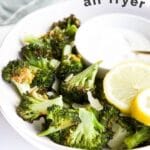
75;14;150;76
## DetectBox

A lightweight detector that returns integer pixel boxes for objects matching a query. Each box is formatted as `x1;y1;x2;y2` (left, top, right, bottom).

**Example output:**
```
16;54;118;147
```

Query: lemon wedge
131;89;150;126
103;61;150;114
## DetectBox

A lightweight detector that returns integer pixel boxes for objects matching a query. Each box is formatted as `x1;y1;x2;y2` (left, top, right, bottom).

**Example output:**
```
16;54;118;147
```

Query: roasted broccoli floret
98;104;121;148
31;69;55;90
39;106;107;150
47;15;80;59
2;60;31;82
17;88;63;122
38;105;80;136
106;110;150;150
21;37;52;61
48;26;67;59
60;61;100;103
108;123;129;150
30;58;60;91
2;60;37;94
2;59;60;94
50;14;80;36
64;108;106;150
57;45;83;80
124;126;150;149
21;15;80;60
26;57;60;75
99;104;119;129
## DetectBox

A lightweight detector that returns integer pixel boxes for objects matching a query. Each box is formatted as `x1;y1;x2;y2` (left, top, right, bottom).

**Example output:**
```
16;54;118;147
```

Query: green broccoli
50;14;80;34
106;110;150;150
57;45;83;80
39;106;107;150
2;60;37;94
99;104;119;129
21;15;80;60
17;88;63;122
124;126;150;149
48;15;80;59
30;58;60;91
2;60;29;82
60;61;100;103
98;104;121;148
108;124;129;150
31;69;55;90
64;108;106;150
21;37;52;61
38;105;80;136
99;103;143;150
64;15;79;37
118;116;142;133
2;59;60;94
48;26;67;59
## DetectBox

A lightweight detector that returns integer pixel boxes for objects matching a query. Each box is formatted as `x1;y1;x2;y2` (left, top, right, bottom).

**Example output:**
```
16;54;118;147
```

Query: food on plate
57;44;83;80
60;61;100;103
17;88;63;122
124;126;150;149
39;106;107;150
2;15;150;150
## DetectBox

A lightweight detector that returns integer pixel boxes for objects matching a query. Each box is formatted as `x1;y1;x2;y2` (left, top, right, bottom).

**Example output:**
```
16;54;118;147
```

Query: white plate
0;0;150;149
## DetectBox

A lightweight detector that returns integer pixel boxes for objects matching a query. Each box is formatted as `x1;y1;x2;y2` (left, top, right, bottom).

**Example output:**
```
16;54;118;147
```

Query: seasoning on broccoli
2;58;60;94
2;60;37;94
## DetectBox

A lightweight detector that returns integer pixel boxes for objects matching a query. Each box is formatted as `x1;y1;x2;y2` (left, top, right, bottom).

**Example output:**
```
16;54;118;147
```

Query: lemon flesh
131;89;150;126
103;61;150;114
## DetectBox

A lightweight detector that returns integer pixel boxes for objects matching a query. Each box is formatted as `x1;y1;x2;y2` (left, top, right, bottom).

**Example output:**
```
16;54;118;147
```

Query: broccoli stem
12;80;30;95
38;124;71;137
124;127;150;149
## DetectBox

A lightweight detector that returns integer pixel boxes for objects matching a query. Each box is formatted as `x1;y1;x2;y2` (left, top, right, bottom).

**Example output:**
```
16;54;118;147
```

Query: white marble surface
0;26;37;150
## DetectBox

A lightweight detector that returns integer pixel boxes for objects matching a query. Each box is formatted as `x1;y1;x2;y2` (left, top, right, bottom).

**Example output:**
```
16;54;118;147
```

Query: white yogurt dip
75;14;150;75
